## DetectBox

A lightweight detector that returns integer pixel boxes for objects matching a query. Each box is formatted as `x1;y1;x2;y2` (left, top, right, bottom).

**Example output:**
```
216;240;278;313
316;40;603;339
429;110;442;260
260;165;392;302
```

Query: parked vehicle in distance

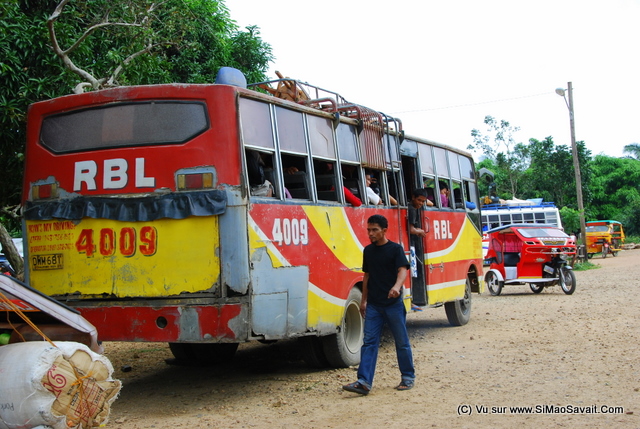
481;200;562;260
585;220;625;259
484;224;576;296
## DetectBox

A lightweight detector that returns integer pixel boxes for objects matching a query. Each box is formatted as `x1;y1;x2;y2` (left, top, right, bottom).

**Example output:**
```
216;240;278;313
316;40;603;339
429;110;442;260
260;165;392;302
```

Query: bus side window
282;154;310;200
342;163;362;201
423;176;437;208
387;171;401;206
314;159;338;202
453;183;464;209
246;149;275;198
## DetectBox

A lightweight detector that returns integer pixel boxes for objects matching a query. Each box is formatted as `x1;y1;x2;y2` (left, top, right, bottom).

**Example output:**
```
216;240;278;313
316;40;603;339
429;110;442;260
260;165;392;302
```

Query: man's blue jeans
357;299;415;389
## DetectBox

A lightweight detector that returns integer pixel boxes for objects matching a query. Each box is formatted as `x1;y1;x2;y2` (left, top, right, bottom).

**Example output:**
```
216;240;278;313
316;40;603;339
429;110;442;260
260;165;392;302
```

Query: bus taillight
177;172;214;190
31;183;58;200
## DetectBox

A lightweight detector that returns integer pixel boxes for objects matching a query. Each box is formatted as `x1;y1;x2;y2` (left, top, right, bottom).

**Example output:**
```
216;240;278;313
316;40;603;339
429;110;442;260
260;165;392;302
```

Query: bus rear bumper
77;303;246;343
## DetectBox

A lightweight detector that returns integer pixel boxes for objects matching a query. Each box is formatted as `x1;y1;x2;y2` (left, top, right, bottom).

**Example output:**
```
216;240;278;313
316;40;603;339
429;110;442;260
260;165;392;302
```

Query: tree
525;137;592;210
469;116;529;198
0;0;273;230
559;206;582;237
589;155;640;234
623;143;640;160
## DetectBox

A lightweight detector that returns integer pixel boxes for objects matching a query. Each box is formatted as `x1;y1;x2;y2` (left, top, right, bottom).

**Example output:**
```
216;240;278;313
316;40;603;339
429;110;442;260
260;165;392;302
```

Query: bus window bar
299;97;337;113
250;73;399;137
249;72;349;107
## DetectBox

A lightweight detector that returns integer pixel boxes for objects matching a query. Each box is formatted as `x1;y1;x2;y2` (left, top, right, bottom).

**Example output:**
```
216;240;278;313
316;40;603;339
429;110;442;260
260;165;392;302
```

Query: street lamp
556;82;587;255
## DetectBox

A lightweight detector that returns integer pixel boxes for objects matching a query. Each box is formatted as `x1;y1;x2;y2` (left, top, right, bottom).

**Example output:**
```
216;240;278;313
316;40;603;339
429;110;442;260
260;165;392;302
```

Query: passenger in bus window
343;186;362;206
246;150;274;197
409;188;428;237
342;214;415;396
439;181;451;208
424;188;435;207
365;174;397;205
365;174;383;205
341;164;361;199
422;178;436;206
282;155;309;199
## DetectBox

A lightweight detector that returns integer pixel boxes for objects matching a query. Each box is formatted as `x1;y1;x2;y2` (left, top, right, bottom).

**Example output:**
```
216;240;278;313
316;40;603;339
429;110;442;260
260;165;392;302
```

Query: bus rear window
40;101;209;153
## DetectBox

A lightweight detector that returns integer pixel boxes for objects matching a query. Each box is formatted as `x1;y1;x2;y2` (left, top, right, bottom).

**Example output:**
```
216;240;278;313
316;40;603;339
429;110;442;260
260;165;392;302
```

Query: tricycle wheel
529;283;544;294
559;268;576;295
587;253;593;259
485;271;503;296
601;246;608;258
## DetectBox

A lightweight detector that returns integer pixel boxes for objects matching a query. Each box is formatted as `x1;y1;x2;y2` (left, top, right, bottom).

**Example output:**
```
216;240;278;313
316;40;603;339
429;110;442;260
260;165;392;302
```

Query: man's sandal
342;381;370;395
396;380;414;391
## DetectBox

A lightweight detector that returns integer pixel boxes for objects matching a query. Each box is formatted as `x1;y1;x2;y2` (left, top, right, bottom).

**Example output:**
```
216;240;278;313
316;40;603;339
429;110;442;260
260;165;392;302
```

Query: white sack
0;341;121;429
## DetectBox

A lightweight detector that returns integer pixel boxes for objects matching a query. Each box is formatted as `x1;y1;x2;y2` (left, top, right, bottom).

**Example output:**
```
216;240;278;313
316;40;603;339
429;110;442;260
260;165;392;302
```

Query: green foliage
525;137;592;210
626;234;640;243
471;114;640;237
559;206;582;236
589;155;640;234
1;1;73;213
0;0;274;214
0;215;21;238
623;143;640;160
469;115;529;197
572;260;599;272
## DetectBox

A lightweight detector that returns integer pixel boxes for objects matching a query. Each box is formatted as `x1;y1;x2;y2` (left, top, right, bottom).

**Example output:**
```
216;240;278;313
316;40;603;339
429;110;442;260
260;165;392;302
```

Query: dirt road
104;250;639;428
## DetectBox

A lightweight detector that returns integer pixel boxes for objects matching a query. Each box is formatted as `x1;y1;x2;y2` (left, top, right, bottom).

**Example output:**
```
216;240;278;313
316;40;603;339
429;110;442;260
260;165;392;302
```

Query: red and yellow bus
22;67;484;367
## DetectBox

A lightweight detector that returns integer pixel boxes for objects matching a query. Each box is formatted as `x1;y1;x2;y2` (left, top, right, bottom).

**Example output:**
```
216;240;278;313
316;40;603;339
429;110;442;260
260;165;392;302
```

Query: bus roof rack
248;71;402;134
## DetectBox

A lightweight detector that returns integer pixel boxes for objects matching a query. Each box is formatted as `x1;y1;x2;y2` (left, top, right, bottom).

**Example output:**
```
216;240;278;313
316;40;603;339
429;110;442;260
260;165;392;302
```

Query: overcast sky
225;0;639;160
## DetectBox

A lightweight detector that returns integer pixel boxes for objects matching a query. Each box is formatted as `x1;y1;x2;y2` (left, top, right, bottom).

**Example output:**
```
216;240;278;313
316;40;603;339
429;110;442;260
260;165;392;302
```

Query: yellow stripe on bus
426;217;483;262
302;206;363;271
247;216;289;268
427;281;466;305
247;214;346;330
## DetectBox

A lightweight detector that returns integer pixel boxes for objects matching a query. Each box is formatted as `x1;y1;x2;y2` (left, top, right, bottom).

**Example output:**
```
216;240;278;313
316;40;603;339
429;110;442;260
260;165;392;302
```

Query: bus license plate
31;254;64;270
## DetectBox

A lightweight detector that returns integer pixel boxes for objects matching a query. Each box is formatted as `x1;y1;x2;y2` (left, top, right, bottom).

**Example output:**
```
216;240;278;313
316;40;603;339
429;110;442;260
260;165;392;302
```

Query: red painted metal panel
77;304;243;342
24;84;242;200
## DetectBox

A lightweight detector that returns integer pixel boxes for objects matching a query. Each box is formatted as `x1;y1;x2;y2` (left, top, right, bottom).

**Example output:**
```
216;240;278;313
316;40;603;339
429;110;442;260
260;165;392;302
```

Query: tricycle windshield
514;227;569;239
586;225;609;232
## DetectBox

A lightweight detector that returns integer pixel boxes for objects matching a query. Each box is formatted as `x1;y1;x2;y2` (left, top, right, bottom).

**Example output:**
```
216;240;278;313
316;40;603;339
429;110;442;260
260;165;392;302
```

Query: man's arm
361;273;369;317
410;224;426;237
387;266;408;299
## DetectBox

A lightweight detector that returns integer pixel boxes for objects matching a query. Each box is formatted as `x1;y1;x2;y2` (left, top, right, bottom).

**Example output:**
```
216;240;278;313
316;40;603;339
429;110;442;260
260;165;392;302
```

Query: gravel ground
103;249;640;428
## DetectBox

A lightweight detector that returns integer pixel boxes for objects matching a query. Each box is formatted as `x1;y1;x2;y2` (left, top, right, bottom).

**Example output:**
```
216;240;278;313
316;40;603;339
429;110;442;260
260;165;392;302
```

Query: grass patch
573;260;599;271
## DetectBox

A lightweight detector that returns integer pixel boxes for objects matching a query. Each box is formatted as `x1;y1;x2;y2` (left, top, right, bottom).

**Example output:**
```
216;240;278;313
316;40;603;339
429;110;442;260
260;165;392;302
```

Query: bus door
400;151;427;306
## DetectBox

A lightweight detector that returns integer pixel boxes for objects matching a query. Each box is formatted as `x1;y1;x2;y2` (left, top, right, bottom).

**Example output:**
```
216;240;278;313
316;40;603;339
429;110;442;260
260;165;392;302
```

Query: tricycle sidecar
484;224;577;296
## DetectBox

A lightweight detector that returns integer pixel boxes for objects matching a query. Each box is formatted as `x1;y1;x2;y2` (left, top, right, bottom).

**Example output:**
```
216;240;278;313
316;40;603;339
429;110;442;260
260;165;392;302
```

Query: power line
390;91;553;114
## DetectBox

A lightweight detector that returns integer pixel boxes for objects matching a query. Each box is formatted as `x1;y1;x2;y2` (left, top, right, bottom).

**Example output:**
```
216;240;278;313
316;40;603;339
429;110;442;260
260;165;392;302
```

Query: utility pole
558;82;587;254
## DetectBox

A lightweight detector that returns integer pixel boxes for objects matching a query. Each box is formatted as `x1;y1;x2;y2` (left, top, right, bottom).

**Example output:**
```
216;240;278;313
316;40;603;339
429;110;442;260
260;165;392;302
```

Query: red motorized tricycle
484;224;577;296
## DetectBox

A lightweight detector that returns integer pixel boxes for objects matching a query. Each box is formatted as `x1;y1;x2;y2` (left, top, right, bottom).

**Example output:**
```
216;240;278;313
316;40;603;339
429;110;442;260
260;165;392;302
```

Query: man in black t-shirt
342;214;415;395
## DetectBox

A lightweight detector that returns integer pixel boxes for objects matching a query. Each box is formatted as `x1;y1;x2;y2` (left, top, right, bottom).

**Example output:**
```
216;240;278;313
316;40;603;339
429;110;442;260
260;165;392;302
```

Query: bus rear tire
299;336;329;368
168;342;239;364
445;278;472;326
322;287;363;368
